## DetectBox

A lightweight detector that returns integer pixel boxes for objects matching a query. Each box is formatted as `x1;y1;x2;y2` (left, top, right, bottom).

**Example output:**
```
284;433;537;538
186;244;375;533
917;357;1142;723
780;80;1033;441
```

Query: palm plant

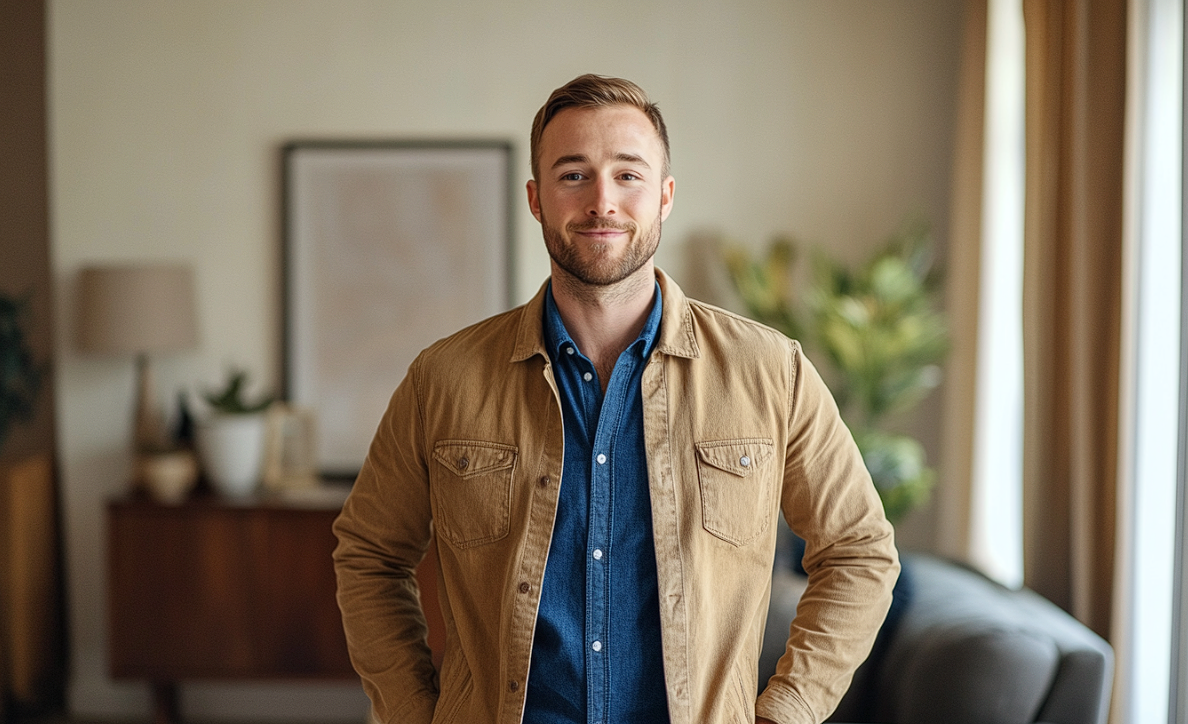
724;221;949;521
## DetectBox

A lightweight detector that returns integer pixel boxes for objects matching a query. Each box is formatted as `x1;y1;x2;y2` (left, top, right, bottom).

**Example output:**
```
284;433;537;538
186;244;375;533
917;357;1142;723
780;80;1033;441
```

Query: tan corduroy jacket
332;269;899;724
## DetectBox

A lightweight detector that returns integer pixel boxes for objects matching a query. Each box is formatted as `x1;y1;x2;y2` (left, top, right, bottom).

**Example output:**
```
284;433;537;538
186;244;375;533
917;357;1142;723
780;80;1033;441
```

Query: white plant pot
196;412;268;498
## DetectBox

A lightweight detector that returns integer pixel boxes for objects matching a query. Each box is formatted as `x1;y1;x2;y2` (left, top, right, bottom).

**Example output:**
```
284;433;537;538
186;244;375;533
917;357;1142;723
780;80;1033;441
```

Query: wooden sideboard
107;489;445;724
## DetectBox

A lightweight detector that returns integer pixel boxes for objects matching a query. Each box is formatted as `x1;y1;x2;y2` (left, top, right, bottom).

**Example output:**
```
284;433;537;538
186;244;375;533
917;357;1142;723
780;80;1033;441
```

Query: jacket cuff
755;685;817;724
377;691;437;724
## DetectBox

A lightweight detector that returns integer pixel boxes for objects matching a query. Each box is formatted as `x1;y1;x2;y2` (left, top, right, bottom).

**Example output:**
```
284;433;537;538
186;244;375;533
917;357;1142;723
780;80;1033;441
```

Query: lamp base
132;354;170;491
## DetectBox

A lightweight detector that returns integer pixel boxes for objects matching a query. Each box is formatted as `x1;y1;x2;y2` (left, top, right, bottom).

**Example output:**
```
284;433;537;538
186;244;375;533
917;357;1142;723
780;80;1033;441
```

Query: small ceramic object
139;450;198;504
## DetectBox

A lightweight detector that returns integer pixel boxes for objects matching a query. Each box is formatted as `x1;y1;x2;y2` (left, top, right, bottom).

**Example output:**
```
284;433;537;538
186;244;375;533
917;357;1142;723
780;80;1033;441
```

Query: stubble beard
541;209;663;288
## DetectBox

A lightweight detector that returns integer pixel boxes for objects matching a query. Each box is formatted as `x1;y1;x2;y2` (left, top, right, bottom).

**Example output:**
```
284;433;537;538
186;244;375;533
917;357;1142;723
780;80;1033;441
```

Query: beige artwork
285;143;512;476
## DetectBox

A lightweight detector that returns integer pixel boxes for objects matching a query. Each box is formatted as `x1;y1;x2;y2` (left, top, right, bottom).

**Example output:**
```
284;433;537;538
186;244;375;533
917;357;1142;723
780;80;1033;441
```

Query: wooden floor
15;713;362;724
18;719;290;724
14;715;259;724
16;717;108;724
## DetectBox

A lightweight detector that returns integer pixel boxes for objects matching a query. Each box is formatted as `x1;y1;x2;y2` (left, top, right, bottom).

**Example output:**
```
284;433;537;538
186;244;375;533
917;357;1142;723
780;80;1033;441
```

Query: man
333;74;899;724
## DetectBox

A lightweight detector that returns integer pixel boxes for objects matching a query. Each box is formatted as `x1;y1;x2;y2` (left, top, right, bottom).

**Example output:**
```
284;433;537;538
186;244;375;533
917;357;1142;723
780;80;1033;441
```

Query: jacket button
539;476;550;487
518;582;530;594
457;457;469;470
508;680;519;692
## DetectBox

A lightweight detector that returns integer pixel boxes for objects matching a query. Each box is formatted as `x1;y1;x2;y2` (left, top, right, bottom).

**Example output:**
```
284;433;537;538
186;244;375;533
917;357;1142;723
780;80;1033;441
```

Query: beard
541;209;663;287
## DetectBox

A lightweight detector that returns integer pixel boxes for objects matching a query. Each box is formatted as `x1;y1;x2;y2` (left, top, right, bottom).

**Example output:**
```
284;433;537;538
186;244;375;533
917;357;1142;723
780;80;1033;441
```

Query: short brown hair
530;74;670;180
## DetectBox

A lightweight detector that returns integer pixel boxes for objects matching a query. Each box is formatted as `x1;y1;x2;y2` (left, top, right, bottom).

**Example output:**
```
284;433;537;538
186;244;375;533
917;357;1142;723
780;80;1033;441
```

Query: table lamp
76;264;198;460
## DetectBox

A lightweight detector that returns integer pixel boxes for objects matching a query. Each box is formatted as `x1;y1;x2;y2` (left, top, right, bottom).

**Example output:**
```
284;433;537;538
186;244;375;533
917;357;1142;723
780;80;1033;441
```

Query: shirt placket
579;352;610;724
585;345;642;724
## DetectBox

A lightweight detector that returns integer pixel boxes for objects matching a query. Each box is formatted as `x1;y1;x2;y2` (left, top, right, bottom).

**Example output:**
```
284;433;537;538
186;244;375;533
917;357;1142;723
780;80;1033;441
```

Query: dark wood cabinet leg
151;681;180;724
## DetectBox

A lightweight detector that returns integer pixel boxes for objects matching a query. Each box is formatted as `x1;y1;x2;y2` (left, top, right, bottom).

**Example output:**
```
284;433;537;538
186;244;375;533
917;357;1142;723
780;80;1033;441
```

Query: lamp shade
77;264;199;355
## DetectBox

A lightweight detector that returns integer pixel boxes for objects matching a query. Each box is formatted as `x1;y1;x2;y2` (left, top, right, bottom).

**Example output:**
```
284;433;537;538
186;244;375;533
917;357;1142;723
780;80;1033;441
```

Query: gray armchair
761;545;1114;724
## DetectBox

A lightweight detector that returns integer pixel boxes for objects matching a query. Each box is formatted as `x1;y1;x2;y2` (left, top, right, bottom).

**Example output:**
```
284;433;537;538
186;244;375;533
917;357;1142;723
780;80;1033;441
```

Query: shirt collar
511;269;698;363
542;279;664;362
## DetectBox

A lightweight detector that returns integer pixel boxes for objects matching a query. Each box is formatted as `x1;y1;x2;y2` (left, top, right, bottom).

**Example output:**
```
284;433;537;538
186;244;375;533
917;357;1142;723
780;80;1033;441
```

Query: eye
619;172;640;181
560;172;584;181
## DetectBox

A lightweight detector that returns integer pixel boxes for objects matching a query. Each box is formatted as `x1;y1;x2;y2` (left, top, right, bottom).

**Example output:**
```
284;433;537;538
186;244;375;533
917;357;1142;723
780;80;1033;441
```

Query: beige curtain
1021;0;1127;640
938;0;989;564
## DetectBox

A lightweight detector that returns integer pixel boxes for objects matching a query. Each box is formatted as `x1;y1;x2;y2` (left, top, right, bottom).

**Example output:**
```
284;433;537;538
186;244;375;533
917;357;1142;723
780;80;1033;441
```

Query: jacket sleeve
755;343;900;724
332;358;439;724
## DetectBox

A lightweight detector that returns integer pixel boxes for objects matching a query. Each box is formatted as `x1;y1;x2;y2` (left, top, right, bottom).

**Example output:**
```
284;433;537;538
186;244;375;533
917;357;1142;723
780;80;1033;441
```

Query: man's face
527;105;675;287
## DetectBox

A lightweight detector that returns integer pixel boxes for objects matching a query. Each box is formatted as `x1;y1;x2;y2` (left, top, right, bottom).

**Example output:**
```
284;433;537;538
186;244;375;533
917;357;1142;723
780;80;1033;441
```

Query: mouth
576;229;627;240
569;221;634;241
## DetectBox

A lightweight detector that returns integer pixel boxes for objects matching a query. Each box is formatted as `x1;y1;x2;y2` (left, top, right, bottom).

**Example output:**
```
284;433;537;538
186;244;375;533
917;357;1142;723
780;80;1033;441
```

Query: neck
550;262;656;384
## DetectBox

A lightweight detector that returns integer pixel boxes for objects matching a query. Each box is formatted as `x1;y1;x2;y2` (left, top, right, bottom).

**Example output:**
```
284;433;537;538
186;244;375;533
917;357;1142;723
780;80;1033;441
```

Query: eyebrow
550;153;652;170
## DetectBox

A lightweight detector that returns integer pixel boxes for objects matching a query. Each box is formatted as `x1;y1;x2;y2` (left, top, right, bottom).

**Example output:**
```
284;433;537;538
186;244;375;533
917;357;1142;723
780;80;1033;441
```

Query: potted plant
724;220;949;522
196;367;275;498
0;293;41;456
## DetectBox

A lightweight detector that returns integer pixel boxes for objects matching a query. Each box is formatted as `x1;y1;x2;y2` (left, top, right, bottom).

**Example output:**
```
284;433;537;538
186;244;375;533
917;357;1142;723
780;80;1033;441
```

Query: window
969;0;1026;589
1124;0;1182;721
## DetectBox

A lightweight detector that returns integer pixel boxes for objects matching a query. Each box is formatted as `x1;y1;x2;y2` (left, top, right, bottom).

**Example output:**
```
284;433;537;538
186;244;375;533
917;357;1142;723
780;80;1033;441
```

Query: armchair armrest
871;554;1112;724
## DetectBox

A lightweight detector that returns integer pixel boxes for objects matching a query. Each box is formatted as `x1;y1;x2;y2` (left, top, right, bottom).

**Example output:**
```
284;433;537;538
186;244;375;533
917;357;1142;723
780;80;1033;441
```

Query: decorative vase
139;450;199;504
196;412;267;498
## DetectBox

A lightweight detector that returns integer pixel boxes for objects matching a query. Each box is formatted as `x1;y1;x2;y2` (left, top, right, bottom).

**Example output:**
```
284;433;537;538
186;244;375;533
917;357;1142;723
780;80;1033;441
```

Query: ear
526;179;543;223
659;175;676;222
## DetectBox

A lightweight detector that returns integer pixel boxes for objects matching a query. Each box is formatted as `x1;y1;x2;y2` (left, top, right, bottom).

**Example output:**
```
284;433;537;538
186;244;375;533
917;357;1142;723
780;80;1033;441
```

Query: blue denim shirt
524;282;669;724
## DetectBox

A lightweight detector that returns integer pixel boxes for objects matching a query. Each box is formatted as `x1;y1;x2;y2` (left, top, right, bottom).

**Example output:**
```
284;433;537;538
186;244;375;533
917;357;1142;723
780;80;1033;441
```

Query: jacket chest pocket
431;440;517;549
695;438;775;546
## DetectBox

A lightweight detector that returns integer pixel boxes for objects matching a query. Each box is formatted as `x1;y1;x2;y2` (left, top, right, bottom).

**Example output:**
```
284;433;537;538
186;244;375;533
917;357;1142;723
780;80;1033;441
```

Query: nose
587;176;616;217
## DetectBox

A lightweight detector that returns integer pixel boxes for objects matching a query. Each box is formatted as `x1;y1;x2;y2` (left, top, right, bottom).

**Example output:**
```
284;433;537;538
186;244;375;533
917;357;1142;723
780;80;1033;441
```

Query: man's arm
755;344;900;724
333;365;439;724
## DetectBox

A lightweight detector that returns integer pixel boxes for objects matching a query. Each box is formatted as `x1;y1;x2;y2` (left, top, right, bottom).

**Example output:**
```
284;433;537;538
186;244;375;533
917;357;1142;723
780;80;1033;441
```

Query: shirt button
740;456;751;468
508;680;519;692
457;457;470;470
596;453;607;465
592;549;603;560
539;475;550;487
591;641;602;652
583;372;593;382
566;346;575;355
518;582;530;594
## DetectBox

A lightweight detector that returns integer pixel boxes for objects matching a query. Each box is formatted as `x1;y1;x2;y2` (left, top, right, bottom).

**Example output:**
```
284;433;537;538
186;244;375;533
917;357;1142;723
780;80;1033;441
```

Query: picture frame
282;140;515;479
262;402;319;492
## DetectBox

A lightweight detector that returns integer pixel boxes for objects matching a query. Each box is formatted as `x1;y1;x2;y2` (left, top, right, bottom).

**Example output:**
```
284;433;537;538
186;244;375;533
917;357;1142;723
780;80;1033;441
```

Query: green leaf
0;292;42;452
721;217;950;520
203;368;275;415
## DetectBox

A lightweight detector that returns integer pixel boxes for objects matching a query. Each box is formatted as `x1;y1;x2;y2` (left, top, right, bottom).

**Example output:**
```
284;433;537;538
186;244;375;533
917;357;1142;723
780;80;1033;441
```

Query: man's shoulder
417;305;526;363
683;295;801;353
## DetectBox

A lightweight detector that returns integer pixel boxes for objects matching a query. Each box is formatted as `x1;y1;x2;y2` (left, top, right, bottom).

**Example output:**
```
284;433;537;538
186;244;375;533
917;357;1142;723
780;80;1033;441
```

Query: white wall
49;1;963;720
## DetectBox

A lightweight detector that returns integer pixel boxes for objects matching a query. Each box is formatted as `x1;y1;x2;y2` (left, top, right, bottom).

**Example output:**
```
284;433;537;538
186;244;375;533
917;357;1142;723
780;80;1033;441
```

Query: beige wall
49;1;963;720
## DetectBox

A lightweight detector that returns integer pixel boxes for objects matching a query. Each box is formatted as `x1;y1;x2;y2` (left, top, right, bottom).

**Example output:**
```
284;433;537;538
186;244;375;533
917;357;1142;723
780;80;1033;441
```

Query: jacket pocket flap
433;441;518;478
695;439;774;478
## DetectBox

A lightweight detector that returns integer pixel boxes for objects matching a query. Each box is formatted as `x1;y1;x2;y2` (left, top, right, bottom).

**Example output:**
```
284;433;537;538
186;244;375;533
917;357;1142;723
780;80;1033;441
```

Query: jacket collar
510;268;700;363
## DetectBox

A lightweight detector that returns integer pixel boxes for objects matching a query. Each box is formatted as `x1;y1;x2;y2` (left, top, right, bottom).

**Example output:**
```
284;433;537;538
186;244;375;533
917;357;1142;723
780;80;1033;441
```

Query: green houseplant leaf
203;368;274;415
0;293;42;454
723;219;949;521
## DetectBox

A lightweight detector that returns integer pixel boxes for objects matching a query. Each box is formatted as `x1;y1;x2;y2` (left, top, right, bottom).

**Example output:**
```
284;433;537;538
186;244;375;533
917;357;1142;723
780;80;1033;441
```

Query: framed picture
282;140;515;479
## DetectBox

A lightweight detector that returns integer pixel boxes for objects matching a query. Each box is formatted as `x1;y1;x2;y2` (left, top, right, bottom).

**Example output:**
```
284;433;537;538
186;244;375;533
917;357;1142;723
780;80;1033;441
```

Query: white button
596;453;607;464
593;549;603;560
740;456;751;467
583;372;593;382
566;346;575;355
592;641;602;652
